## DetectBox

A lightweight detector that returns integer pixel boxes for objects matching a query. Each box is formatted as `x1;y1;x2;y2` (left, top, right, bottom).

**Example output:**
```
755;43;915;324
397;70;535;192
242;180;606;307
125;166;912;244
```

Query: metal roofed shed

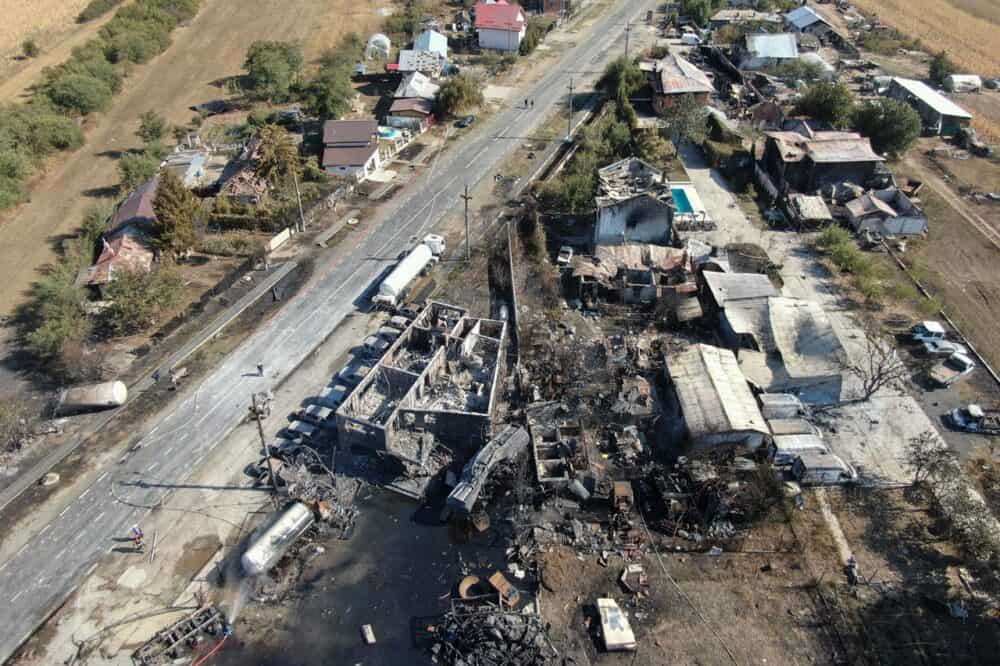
666;344;769;451
791;450;856;485
701;271;778;312
784;5;830;35
886;78;972;137
723;296;846;403
770;433;829;466
739;33;799;70
413;29;448;57
787;193;832;228
393;71;440;100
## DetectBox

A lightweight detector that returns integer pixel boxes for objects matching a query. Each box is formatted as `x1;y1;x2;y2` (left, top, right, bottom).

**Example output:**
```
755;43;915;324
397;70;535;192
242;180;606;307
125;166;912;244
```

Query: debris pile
424;610;554;666
133;606;227;665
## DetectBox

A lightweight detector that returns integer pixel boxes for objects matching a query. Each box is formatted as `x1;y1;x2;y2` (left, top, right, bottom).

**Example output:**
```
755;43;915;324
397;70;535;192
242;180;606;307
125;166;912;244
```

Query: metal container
240;502;315;576
59;380;127;412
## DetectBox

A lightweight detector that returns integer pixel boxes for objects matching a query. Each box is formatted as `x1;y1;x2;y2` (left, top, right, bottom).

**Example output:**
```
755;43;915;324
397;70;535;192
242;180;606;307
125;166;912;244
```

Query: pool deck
669;181;710;222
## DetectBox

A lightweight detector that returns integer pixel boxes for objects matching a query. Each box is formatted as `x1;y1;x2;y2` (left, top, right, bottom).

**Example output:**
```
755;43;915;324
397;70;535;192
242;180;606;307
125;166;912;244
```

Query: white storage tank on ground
374;243;433;305
60;380;127;412
241;502;315;576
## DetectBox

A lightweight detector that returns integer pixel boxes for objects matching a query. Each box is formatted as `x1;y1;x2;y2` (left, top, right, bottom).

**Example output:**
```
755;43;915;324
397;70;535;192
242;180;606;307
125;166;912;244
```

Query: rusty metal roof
657;54;713;95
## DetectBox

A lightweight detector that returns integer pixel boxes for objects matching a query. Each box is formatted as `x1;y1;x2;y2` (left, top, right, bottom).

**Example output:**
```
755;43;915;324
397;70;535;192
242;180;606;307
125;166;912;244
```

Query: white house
321;120;382;181
475;1;526;52
413;29;448;58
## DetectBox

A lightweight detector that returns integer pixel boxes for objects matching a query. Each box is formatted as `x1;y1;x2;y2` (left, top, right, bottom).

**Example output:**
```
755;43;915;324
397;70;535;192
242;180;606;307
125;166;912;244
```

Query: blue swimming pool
672;188;694;214
378;127;401;139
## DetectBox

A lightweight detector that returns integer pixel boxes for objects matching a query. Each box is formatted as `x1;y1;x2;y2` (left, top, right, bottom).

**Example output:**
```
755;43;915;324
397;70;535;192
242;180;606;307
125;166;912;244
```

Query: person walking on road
130;525;145;552
257;362;264;377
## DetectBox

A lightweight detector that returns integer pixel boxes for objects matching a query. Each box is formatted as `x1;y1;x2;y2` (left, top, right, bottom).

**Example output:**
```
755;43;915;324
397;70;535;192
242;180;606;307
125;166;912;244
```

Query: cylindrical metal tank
240;502;315;577
375;243;433;304
59;380;127;412
423;234;446;256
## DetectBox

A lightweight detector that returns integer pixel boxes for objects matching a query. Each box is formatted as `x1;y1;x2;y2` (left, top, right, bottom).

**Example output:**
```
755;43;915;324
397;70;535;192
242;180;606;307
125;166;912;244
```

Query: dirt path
903;155;1000;249
0;0;379;316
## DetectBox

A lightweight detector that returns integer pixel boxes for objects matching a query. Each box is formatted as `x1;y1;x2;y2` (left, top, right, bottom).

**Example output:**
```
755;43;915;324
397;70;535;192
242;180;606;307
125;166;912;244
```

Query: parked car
947;404;1000;434
363;335;390;356
337;364;371;386
316;384;349;409
298;403;334;427
557;246;574;265
910;320;946;343
922;339;968;356
456;115;476;128
928;352;976;387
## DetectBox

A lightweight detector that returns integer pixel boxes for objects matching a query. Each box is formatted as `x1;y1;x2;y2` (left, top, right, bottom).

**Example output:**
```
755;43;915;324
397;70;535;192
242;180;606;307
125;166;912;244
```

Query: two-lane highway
0;1;657;660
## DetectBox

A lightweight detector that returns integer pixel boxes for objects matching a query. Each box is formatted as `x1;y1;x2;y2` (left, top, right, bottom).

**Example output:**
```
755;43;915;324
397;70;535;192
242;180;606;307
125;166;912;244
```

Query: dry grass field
852;0;1000;77
0;0;381;314
0;0;92;56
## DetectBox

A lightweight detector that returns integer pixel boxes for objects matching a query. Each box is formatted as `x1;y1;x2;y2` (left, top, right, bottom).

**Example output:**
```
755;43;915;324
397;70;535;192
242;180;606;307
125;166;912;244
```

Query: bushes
520;16;553;55
852;99;921;158
242;40;304;102
384;0;424;35
78;0;124;23
794;81;854;128
0;0;203;211
300;36;358;120
45;74;114;115
102;268;183;336
435;74;485;117
118;150;159;191
22;40;40;58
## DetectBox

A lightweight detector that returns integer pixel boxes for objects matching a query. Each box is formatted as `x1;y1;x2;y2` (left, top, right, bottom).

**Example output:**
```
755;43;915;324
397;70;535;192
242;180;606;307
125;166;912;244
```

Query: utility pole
292;169;306;233
624;22;631;57
251;393;279;498
567;76;574;139
461;184;472;261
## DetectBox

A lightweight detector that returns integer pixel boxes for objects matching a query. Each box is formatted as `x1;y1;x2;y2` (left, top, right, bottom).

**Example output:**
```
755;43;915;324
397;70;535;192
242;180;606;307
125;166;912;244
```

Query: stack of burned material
250;442;360;539
448;426;530;514
133;607;227;665
519;315;612;407
423;609;554;666
638;453;781;547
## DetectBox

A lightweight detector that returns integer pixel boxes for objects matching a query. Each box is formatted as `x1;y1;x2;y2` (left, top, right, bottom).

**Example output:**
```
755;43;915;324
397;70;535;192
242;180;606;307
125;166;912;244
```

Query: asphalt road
0;1;656;661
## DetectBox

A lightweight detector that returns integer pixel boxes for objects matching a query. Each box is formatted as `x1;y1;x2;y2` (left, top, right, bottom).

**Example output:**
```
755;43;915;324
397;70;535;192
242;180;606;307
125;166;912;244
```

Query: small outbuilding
784;5;832;38
791;451;856;485
886;77;972;137
666;344;769;451
365;33;391;60
738;33;799;70
413;29;448;57
843;187;928;236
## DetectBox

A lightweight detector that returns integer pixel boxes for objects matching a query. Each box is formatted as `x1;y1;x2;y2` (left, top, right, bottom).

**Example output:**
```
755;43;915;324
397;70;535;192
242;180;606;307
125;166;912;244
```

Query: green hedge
78;0;124;23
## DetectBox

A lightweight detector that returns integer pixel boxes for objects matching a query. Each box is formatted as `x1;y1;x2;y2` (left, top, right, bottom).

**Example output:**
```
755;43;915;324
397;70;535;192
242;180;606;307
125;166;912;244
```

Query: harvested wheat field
0;0;381;315
0;0;91;53
853;0;1000;77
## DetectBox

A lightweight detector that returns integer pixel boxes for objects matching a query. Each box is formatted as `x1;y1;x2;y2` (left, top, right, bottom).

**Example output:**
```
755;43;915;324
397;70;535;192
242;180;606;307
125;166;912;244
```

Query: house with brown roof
80;235;155;294
321;119;382;181
758;126;886;194
648;54;714;115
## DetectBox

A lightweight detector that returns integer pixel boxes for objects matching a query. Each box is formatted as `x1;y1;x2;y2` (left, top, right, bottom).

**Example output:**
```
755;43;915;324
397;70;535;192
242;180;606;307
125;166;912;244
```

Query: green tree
152;170;198;259
928;51;956;87
637;130;675;165
243;40;304;102
255;124;300;188
118;151;159;191
22;40;40;58
136;110;167;144
301;66;353;120
435;74;484;116
598;57;645;124
519;16;553;55
45;73;114;115
794;81;855;128
680;0;716;26
103;268;183;335
853;98;921;158
663;94;708;143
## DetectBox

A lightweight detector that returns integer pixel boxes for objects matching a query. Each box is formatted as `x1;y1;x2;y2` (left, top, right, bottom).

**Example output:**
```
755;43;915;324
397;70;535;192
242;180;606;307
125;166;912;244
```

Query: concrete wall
478;26;525;51
593;197;672;246
690;429;767;453
395;408;492;451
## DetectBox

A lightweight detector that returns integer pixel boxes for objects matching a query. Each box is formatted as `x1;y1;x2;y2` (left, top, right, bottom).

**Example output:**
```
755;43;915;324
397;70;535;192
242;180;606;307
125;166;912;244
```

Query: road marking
464;146;489;169
59;506;72;518
94;511;105;523
11;591;22;602
79;487;90;499
16;544;27;557
97;472;108;483
148;462;159;472
38;525;49;537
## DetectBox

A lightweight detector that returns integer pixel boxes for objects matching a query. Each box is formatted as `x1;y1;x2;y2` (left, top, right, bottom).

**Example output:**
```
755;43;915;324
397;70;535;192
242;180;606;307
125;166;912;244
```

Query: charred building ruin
336;302;507;463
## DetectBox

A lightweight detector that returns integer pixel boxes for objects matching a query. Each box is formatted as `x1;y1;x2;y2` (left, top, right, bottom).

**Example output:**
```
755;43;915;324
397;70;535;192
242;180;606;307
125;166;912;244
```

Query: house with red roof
475;1;527;52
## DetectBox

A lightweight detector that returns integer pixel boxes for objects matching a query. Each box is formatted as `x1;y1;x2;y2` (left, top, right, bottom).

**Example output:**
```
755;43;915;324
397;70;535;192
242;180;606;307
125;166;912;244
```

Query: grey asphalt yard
0;0;659;661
